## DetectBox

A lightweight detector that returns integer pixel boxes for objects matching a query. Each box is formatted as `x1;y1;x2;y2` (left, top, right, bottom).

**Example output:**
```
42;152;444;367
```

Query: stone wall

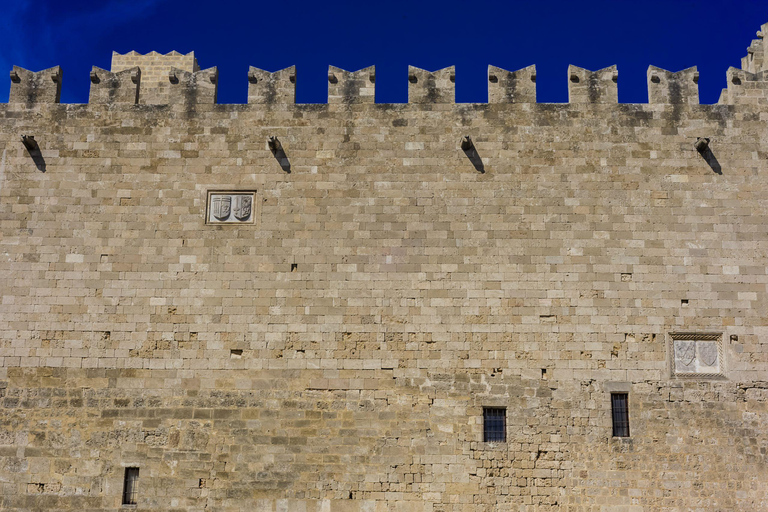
1;22;768;512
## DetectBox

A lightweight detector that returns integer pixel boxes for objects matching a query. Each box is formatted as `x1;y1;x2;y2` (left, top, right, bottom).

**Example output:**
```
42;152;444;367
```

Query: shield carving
698;341;719;367
211;195;231;220
233;195;252;221
674;340;696;372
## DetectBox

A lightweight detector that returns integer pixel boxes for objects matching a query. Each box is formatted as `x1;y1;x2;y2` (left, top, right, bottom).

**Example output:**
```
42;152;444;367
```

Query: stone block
328;66;375;104
408;66;454;103
248;66;296;104
88;66;140;105
488;64;536;103
567;65;618;104
647;65;699;104
8;66;62;106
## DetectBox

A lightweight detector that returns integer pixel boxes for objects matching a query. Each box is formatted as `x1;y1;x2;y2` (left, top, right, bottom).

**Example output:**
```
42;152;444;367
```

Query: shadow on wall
461;136;485;174
700;147;721;175
696;137;721;175
268;136;291;173
21;135;46;172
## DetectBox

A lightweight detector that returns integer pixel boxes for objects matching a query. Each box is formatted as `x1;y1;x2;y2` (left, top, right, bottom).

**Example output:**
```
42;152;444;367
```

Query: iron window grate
122;467;139;505
611;393;630;437
483;407;506;442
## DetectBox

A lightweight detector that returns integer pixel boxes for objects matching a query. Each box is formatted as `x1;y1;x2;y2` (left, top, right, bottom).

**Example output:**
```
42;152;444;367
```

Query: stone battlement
6;26;768;107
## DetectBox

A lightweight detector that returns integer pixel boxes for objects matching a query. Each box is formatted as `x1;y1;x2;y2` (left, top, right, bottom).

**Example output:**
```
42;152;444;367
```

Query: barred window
483;407;506;442
611;393;630;437
122;467;139;505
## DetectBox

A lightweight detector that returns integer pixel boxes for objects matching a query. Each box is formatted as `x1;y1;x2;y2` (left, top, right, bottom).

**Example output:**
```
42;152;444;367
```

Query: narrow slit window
611;393;630;437
122;467;139;505
483;407;506;442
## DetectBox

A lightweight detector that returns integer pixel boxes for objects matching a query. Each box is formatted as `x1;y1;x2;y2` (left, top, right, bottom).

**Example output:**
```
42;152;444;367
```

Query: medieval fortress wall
1;22;768;512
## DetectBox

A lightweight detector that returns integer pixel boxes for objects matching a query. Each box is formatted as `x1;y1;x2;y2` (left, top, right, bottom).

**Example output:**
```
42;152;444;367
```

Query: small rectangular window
122;467;139;505
483;407;506;442
611;393;630;437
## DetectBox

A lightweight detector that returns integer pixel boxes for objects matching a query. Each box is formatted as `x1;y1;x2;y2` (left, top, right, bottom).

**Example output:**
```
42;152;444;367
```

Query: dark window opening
122;467;139;505
611;393;630;437
483;407;506;442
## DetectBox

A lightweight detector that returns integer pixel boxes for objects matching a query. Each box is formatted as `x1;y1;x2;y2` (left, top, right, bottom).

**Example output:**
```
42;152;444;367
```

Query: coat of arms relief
670;332;724;378
207;192;255;224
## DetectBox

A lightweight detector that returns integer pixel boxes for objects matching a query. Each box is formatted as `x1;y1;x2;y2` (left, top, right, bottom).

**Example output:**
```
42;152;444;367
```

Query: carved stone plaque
670;332;724;378
207;192;256;224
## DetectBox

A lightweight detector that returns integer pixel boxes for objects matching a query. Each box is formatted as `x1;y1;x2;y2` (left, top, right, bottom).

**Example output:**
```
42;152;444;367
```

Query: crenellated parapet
0;60;740;108
89;66;140;105
647;66;699;105
248;66;296;104
408;66;455;103
719;24;768;105
719;67;768;105
488;65;536;103
12;22;768;108
743;22;768;73
567;65;618;104
9;66;62;106
328;66;375;104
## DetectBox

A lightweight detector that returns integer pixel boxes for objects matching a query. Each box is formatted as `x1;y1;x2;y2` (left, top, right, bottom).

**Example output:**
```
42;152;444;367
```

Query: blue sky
1;0;766;104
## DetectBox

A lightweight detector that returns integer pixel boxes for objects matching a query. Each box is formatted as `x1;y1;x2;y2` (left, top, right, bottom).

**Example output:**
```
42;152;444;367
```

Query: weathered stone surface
567;65;618;104
248;66;296;105
89;66;140;105
488;64;536;103
647;65;699;104
1;20;768;512
328;65;376;104
408;65;454;103
8;66;62;106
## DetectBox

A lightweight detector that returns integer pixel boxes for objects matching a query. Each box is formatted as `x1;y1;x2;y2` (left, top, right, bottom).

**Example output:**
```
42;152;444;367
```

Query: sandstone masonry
1;23;768;512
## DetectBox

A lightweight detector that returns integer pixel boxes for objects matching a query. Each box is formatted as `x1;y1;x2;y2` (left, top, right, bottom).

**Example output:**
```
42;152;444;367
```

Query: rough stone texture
742;22;768;73
2;23;768;512
9;66;62;106
110;51;199;105
647;66;699;105
488;65;536;104
248;66;296;105
408;66;455;103
88;66;140;105
328;66;376;104
567;66;618;104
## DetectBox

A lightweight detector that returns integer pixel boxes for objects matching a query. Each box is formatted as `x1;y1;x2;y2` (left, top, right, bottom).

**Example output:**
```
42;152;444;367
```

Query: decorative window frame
205;190;258;225
668;332;726;379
